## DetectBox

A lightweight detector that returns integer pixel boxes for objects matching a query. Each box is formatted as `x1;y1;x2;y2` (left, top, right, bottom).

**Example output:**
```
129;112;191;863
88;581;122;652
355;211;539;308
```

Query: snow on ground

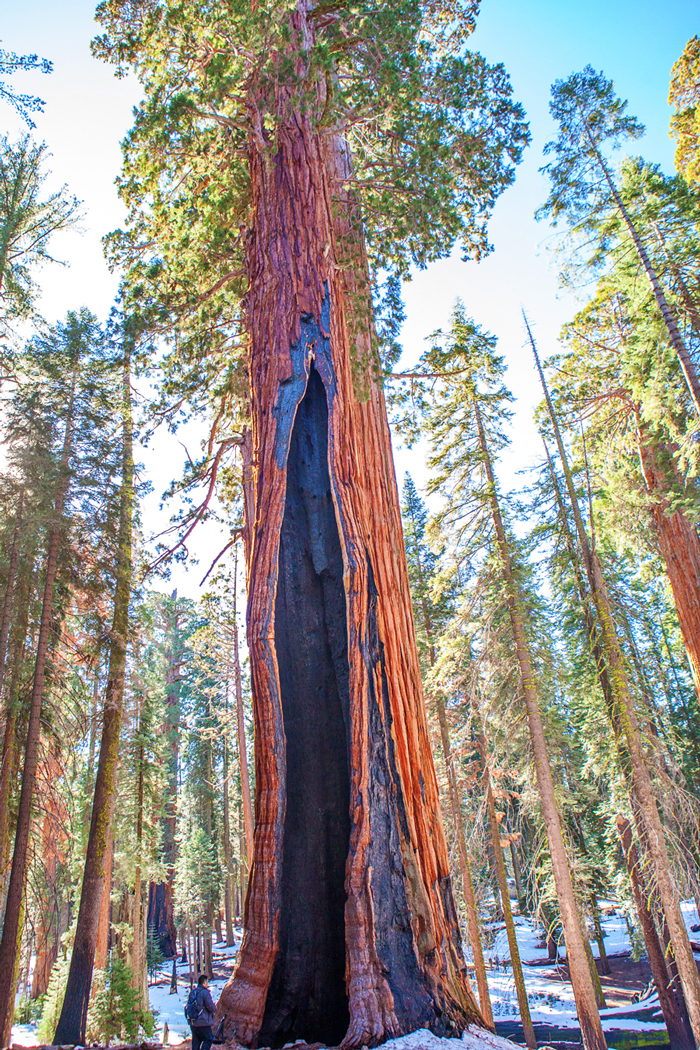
13;900;700;1047
149;936;243;1043
383;1026;519;1050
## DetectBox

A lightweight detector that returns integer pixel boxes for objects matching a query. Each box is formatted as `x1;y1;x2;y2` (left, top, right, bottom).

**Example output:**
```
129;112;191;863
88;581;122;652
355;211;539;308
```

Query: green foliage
37;954;71;1043
0;137;81;327
670;35;700;186
147;924;165;983
86;955;154;1044
0;45;52;127
538;64;644;232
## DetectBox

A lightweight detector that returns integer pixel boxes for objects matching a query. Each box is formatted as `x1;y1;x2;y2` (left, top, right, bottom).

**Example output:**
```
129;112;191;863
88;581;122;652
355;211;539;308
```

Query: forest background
2;0;695;558
2;0;700;1048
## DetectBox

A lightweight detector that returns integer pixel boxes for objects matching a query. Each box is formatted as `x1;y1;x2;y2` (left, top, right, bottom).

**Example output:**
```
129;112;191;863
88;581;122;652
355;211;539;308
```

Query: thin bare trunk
582;122;700;414
529;321;700;1044
473;394;607;1050
617;816;693;1050
481;749;535;1048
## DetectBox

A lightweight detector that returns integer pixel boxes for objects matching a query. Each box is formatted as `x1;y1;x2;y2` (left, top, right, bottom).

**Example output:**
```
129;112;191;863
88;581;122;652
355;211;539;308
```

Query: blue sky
1;0;697;593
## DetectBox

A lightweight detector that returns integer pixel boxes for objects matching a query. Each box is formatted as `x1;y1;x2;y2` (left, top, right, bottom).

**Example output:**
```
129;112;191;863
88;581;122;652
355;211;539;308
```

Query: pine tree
54;313;136;1044
538;66;700;414
670;37;700;187
395;301;608;1050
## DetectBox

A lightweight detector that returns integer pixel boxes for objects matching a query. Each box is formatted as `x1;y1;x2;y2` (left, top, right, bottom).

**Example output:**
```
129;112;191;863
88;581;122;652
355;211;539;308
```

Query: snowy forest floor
11;900;700;1050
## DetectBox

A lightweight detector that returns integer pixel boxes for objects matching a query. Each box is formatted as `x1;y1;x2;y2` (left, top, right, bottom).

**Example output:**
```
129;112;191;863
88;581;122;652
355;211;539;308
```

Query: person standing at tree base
186;974;223;1050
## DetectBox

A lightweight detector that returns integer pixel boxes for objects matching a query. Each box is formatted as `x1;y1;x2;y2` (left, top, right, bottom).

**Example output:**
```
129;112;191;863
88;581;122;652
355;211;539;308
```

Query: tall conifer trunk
53;341;134;1045
472;395;607;1050
635;417;700;701
0;488;24;697
529;322;700;1046
0;366;78;1047
217;4;481;1044
616;816;693;1050
232;543;253;868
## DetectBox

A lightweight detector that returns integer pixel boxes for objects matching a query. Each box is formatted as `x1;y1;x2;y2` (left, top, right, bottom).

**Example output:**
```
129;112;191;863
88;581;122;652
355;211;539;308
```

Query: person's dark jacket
192;985;216;1026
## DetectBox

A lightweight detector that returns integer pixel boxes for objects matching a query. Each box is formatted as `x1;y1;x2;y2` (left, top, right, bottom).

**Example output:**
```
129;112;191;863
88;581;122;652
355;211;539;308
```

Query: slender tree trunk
94;825;113;973
31;753;66;998
53;342;134;1045
403;490;493;1026
231;544;253;868
222;736;234;947
218;7;482;1042
0;488;24;698
132;740;145;1003
480;748;535;1048
0;552;33;918
0;366;78;1046
616;815;693;1049
473;395;607;1050
635;416;700;703
590;896;610;977
582;123;700;415
529;322;700;1045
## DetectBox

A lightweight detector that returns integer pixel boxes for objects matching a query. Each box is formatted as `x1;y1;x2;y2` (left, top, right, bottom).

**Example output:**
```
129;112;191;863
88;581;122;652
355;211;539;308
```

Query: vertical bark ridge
218;22;482;1037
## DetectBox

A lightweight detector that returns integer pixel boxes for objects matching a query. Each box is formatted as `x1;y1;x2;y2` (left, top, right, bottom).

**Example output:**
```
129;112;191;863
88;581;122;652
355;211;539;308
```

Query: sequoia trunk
473;396;607;1050
217;6;481;1044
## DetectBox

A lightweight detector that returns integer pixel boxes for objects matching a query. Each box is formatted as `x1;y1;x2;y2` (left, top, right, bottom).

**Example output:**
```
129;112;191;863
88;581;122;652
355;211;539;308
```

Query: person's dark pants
191;1025;215;1050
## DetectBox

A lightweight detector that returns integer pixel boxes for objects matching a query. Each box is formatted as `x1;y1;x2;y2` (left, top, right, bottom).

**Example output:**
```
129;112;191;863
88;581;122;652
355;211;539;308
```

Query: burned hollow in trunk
260;366;351;1047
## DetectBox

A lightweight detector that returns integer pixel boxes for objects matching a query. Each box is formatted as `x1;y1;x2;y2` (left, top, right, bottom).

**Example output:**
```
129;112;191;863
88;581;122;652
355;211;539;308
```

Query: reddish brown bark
0;488;24;698
616;816;693;1050
54;344;134;1045
30;753;68;999
94;825;114;973
636;419;700;701
216;7;481;1044
0;365;77;1046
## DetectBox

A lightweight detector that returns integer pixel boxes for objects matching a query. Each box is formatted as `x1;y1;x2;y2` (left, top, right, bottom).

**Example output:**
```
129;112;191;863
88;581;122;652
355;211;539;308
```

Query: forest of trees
1;8;700;1050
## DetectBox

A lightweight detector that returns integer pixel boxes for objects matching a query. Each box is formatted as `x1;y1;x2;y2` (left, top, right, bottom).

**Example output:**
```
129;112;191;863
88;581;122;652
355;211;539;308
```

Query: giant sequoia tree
94;0;528;1043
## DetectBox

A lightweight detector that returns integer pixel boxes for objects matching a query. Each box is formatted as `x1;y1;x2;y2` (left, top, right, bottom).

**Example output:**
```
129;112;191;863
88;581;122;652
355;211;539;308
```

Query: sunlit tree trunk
53;343;134;1045
636;416;700;702
217;4;481;1044
0;364;78;1046
473;395;607;1050
617;816;693;1050
529;323;700;1045
479;741;535;1049
232;543;253;869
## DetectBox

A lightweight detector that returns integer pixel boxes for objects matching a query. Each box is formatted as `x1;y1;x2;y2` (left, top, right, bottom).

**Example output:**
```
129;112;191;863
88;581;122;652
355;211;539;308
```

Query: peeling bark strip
217;6;481;1041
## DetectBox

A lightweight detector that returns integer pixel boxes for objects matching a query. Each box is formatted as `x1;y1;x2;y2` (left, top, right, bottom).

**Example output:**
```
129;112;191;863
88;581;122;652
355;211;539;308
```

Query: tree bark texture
616;815;693;1050
0;488;24;699
636;420;700;702
582;124;700;416
0;368;77;1048
482;757;535;1049
54;346;134;1045
473;396;607;1050
232;543;254;868
217;11;481;1044
529;327;700;1046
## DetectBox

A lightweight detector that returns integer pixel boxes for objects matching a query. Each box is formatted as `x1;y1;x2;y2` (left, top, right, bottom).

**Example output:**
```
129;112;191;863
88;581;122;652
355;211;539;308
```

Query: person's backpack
185;987;201;1024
